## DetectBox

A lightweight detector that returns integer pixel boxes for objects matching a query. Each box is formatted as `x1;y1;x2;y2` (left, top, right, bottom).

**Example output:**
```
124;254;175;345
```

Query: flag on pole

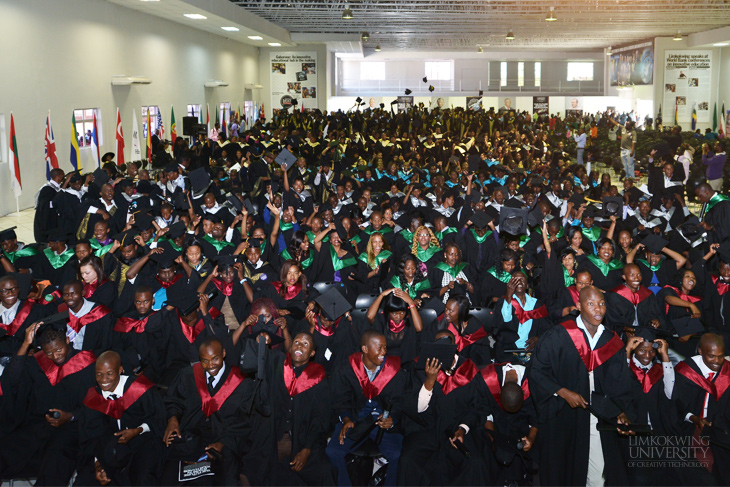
44;112;59;180
713;102;718;132
131;110;142;162
691;105;697;131
8;113;22;197
221;107;227;139
722;102;726;135
259;103;265;121
156;109;164;140
115;108;125;167
206;104;210;131
215;106;220;128
70;112;81;171
91;111;101;167
170;106;177;145
674;102;679;127
146;109;152;161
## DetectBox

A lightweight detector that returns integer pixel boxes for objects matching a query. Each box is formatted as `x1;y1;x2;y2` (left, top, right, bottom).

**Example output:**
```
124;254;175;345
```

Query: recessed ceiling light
248;35;263;40
673;31;682;41
545;6;557;22
222;27;240;32
713;42;729;47
505;30;515;40
374;45;382;52
268;42;281;46
342;5;354;20
477;46;483;53
184;14;207;20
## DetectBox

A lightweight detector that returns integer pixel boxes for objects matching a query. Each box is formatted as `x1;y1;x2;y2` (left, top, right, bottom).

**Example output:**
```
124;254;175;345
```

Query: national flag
44;112;59;180
170;106;177;145
131;110;141;161
91;111;101;167
723;102;727;135
8;113;22;197
215;106;220;128
156;109;164;139
691;105;697;131
206;104;210;130
146;109;152;161
221;107;227;139
236;107;241;124
259;103;265;121
713;102;718;132
674;102;679;127
115;108;125;167
70;112;81;171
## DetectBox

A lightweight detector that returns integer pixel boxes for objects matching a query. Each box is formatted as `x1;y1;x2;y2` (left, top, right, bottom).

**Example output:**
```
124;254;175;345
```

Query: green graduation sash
416;245;441;263
563;267;575;287
436;227;457;241
399;229;414;243
202;234;234;252
586;254;624;276
307;231;329;244
637;258;661;272
487;266;512;283
43;247;75;269
581;226;602;242
470;228;492;244
330;245;357;271
280;222;294;232
365;226;393;235
435;261;467;279
706;192;730;213
390;275;430;300
359;250;392;270
281;249;313;269
4;246;39;264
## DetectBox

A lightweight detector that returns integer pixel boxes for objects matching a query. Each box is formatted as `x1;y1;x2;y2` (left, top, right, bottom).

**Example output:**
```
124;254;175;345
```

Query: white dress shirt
101;375;150;433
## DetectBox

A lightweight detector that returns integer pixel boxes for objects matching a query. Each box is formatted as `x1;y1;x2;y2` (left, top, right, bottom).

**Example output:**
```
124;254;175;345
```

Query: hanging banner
270;52;318;115
609;40;654;86
663;50;712;124
533;96;549;116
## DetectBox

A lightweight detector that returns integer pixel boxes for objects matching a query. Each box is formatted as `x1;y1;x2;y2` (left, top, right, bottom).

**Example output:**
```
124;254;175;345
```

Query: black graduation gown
0;300;49;357
493;296;552;363
426;318;492;368
704;199;730;244
242;260;278;295
163;364;255;485
38;247;77;288
604;285;668;335
691;259;730;346
370;312;421;366
292;316;360;376
547;285;581;324
112;310;167;382
261;282;308;323
577;258;624;292
527;321;634;486
34;183;60;242
0;349;96;480
429;262;479;305
83;279;117;311
60;303;115;357
312;243;364;302
52;189;84;237
204;278;252;325
463;230;499;276
75;198;124;241
672;358;730;483
474;364;538;485
239;345;335;486
481;267;512;307
161;309;232;385
77;376;166;485
635;259;677;292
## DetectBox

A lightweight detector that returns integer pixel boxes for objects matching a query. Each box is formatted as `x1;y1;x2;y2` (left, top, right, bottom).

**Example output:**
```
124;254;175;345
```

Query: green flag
713;102;718;131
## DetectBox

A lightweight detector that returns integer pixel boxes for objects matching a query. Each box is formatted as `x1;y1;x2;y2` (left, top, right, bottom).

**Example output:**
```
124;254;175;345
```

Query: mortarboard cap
641;234;669;255
499;207;528;236
275;148;297;171
226;195;243;213
415;341;458;370
166;286;201;316
118;178;135;189
166;221;187;240
568;193;586;207
602;196;623;218
148;241;181;269
718;242;730;264
47;228;70;243
188;167;211;193
677;216;703;240
470;211;490;229
68;171;83;183
528;206;547;228
133;212;154;231
101;152;115;162
203;212;223;225
318;203;332;214
582;205;600;219
503;197;524;209
484;205;500;223
672;316;705;337
92;168;109;186
247;237;264;248
215;254;238;268
113;230;137;248
315;287;352;321
242;198;255;215
164;163;179;174
244;316;285;346
0;226;17;241
634;326;658;344
135;179;154;195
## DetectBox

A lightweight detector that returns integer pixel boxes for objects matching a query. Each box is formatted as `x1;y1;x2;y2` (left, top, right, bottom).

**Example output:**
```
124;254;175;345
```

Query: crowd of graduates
0;104;729;486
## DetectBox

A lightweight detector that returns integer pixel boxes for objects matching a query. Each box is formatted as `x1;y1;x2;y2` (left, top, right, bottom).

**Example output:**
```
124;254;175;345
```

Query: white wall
0;0;260;216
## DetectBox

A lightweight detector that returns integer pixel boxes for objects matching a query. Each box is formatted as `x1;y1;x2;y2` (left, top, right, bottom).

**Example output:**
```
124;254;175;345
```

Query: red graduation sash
629;361;664;394
34;350;96;386
283;354;326;396
349;353;401;400
313;316;339;337
480;363;531;409
437;359;478;395
663;286;701;314
58;303;111;333
711;276;730;296
0;300;34;336
561;320;624;372
611;284;654;307
83;279;109;299
113;312;156;334
271;281;303;300
447;323;488;351
180;316;206;343
567;286;580;306
156;273;183;289
213;278;234;297
675;361;730;400
193;363;245;417
82;376;155;419
511;298;548;324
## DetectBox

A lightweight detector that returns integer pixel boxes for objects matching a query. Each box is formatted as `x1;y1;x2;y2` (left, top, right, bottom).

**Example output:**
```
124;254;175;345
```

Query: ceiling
230;0;730;51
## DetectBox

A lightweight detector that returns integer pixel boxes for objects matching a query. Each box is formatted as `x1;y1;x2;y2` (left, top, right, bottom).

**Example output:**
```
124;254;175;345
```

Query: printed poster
270;52;318;112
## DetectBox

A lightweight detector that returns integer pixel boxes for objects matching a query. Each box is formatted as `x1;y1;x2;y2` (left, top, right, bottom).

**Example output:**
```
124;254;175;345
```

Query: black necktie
207;375;215;394
108;393;118;401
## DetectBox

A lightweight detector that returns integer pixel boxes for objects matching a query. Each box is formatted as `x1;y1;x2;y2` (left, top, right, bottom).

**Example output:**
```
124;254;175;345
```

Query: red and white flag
8;113;22;197
44;111;59;180
115;108;125;167
91;111;101;167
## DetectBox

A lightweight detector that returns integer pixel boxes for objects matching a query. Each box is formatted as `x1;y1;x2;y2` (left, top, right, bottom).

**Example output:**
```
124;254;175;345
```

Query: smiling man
528;285;634;486
605;264;667;337
77;351;164;485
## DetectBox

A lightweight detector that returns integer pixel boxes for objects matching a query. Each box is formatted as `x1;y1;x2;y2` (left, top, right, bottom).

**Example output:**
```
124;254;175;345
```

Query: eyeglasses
0;287;19;295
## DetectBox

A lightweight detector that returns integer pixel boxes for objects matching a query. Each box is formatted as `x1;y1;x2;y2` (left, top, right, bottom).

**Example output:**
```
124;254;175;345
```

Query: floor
0;208;37;245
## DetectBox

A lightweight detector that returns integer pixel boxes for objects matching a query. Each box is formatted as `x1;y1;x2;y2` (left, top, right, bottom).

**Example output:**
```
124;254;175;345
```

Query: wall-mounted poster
498;97;514;112
430;97;447;110
396;96;413;113
270;51;318;112
662;50;712;124
466;97;483;111
566;97;583;118
609;40;654;86
533;96;549;116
